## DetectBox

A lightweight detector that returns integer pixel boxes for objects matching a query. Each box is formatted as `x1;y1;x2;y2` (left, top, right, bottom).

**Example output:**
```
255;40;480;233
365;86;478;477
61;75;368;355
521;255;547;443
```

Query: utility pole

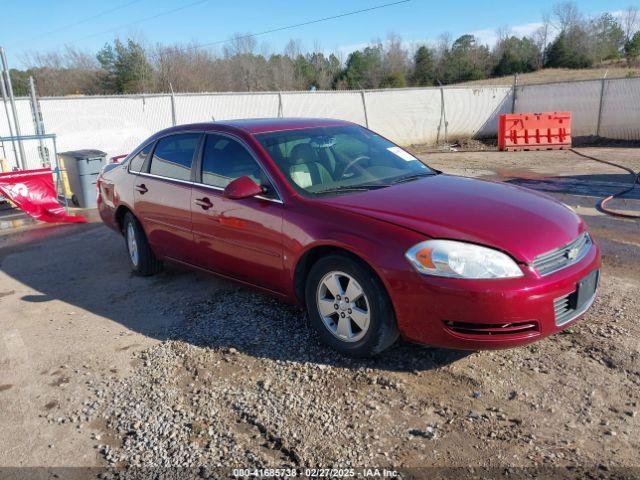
169;83;177;126
511;73;518;114
0;47;26;169
596;70;608;138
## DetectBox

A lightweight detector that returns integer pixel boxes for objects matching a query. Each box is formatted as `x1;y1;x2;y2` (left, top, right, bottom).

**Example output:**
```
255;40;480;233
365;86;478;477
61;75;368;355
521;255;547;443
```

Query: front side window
149;133;200;181
128;143;153;172
200;134;275;198
255;125;435;196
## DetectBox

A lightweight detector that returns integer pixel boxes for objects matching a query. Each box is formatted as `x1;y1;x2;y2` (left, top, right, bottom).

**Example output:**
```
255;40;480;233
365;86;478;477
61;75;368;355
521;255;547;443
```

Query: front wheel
123;212;163;276
305;254;398;357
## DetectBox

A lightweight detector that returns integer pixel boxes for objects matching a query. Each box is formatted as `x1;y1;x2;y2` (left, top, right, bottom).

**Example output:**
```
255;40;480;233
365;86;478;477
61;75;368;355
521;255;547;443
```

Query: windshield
255;125;435;196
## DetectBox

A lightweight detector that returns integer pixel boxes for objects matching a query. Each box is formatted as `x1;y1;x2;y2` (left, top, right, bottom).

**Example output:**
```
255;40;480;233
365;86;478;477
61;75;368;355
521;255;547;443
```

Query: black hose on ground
570;148;640;219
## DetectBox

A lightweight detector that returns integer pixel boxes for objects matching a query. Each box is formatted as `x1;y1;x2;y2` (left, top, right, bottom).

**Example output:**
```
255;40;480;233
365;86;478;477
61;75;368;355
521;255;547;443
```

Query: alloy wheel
316;271;370;342
126;223;139;267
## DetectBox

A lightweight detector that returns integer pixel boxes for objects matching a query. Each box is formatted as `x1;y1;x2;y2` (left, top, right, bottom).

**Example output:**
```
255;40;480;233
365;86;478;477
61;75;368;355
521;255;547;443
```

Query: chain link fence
1;77;639;170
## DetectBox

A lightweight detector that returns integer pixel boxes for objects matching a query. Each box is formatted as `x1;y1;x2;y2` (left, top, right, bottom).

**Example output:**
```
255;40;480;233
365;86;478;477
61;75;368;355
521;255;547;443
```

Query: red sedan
97;118;600;357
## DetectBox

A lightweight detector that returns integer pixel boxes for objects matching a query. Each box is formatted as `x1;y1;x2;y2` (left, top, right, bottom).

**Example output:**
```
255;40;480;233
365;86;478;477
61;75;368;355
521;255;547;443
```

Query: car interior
258;126;433;194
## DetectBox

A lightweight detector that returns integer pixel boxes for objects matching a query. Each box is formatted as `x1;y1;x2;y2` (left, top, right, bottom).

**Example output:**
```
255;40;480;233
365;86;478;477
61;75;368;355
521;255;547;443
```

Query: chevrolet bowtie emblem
566;247;579;261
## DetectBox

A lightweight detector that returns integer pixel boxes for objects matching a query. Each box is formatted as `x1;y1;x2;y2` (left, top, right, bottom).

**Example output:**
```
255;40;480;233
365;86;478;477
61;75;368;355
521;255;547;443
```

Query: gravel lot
1;147;639;475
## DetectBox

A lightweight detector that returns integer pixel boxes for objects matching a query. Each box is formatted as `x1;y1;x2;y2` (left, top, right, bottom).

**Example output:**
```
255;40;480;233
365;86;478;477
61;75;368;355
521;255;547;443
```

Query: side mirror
223;176;264;200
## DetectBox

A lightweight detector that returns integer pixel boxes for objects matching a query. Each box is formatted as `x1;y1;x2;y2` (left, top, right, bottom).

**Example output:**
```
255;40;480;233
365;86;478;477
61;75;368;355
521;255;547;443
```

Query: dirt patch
50;376;70;387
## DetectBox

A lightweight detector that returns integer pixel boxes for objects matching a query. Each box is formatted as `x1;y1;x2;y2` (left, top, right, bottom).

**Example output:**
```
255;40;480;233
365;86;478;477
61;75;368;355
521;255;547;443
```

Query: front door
133;132;201;262
190;133;285;293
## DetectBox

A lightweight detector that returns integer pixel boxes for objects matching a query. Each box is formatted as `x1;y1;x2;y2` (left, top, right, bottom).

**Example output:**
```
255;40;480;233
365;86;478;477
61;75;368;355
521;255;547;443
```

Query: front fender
282;203;428;307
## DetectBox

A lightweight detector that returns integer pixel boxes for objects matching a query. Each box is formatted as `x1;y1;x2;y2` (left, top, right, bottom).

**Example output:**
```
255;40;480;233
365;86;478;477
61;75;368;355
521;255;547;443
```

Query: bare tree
533;11;553;65
151;43;226;92
435;32;452;59
384;33;409;77
621;6;639;43
552;1;582;31
494;26;514;57
20;46;102;95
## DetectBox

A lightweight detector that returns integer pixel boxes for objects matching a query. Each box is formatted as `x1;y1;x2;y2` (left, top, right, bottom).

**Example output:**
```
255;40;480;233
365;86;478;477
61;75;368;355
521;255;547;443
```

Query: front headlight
405;240;523;279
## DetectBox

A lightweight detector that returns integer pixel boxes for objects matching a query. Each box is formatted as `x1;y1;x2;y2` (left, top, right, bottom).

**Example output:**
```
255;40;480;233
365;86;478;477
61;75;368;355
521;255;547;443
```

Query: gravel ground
69;278;639;472
2;147;639;476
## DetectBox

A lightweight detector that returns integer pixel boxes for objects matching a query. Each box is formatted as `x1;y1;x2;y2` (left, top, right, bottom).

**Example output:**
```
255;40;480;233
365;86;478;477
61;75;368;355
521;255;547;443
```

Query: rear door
133;132;202;262
190;133;285;292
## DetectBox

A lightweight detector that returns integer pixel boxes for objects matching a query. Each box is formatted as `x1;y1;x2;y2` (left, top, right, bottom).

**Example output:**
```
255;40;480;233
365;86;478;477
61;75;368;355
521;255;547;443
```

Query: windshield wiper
391;172;437;184
314;184;390;195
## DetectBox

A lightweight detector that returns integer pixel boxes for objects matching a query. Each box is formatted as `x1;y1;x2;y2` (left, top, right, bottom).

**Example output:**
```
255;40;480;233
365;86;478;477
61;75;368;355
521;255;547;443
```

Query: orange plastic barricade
498;112;571;151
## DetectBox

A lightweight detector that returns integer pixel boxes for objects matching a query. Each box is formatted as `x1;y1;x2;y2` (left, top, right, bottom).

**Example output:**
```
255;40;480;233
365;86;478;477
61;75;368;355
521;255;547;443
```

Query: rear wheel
305;254;398;357
123;212;163;276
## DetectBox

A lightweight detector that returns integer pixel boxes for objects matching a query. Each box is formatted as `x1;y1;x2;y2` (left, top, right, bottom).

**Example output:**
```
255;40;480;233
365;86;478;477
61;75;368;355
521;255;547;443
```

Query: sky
1;0;638;68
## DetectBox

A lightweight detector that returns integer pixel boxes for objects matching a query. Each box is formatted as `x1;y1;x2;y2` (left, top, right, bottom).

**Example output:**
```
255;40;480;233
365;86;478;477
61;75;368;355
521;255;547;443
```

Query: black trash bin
58;150;107;208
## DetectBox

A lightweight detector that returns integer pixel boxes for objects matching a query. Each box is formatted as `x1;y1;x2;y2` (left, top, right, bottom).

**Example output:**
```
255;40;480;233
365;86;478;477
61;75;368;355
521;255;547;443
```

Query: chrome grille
533;233;591;276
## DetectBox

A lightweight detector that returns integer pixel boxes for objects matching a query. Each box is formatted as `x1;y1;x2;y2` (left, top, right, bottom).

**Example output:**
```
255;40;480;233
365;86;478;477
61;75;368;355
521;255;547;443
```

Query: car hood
318;174;584;263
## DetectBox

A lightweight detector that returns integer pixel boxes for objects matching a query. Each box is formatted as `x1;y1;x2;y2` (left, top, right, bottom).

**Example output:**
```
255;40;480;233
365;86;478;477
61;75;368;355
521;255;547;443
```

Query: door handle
195;197;213;210
135;184;148;194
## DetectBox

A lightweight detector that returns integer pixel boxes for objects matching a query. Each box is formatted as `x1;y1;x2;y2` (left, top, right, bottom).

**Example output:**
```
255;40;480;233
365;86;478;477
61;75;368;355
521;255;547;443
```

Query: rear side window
128;143;152;172
201;134;275;198
149;133;200;181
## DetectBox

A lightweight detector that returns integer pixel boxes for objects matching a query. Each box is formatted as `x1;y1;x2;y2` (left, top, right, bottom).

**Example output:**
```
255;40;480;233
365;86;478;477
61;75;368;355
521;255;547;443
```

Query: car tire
305;254;398;357
123;212;163;276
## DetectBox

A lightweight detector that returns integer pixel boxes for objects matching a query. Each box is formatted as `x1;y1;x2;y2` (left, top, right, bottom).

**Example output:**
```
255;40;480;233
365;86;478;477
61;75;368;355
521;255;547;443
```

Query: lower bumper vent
443;320;539;336
553;295;574;326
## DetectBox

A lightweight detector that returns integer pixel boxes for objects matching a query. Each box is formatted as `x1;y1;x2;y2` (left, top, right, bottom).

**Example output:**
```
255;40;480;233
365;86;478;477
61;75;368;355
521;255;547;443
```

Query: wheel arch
292;243;390;308
114;204;134;234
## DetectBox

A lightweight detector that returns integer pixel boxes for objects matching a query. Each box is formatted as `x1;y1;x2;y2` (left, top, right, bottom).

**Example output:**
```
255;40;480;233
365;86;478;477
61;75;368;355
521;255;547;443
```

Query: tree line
9;2;640;97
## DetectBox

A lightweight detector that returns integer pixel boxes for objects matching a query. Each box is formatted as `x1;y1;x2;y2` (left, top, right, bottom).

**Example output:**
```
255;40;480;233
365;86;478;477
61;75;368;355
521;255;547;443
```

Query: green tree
97;39;151;93
341;46;383;89
624;31;640;62
292;52;341;90
96;43;118;93
8;69;31;96
379;71;406;88
492;37;540;76
545;31;592;68
440;35;490;83
412;46;435;86
590;13;624;61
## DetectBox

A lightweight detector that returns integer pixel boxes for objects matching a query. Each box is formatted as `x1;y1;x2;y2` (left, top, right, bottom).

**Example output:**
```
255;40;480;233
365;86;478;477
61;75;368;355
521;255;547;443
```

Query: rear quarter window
128;143;153;172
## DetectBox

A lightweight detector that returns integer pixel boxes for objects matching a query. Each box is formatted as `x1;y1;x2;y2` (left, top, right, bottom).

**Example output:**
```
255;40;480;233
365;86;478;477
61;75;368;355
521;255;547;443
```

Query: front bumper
389;240;601;350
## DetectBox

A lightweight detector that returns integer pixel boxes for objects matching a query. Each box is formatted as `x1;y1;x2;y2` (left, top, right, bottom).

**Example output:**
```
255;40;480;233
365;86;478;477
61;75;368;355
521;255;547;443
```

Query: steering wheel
339;155;370;179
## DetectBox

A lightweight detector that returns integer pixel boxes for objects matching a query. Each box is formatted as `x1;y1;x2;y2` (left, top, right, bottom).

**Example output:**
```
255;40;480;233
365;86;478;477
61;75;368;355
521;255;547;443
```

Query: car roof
220;118;353;134
171;118;354;136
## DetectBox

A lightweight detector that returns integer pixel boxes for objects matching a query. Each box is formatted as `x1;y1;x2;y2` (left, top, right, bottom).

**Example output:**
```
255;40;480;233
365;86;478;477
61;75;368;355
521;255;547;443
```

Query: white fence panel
16;98;36;136
598;78;640;140
39;95;172;160
444;87;512;140
280;91;366;125
515;80;602;136
175;93;279;123
365;89;442;145
2;78;640;171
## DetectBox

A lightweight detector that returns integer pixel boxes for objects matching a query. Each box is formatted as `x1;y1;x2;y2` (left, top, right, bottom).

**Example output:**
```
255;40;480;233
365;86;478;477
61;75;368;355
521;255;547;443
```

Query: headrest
288;143;316;166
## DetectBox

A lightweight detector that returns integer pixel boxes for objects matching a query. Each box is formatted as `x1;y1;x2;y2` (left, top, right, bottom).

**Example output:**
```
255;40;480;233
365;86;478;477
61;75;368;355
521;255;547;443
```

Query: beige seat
288;144;333;189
